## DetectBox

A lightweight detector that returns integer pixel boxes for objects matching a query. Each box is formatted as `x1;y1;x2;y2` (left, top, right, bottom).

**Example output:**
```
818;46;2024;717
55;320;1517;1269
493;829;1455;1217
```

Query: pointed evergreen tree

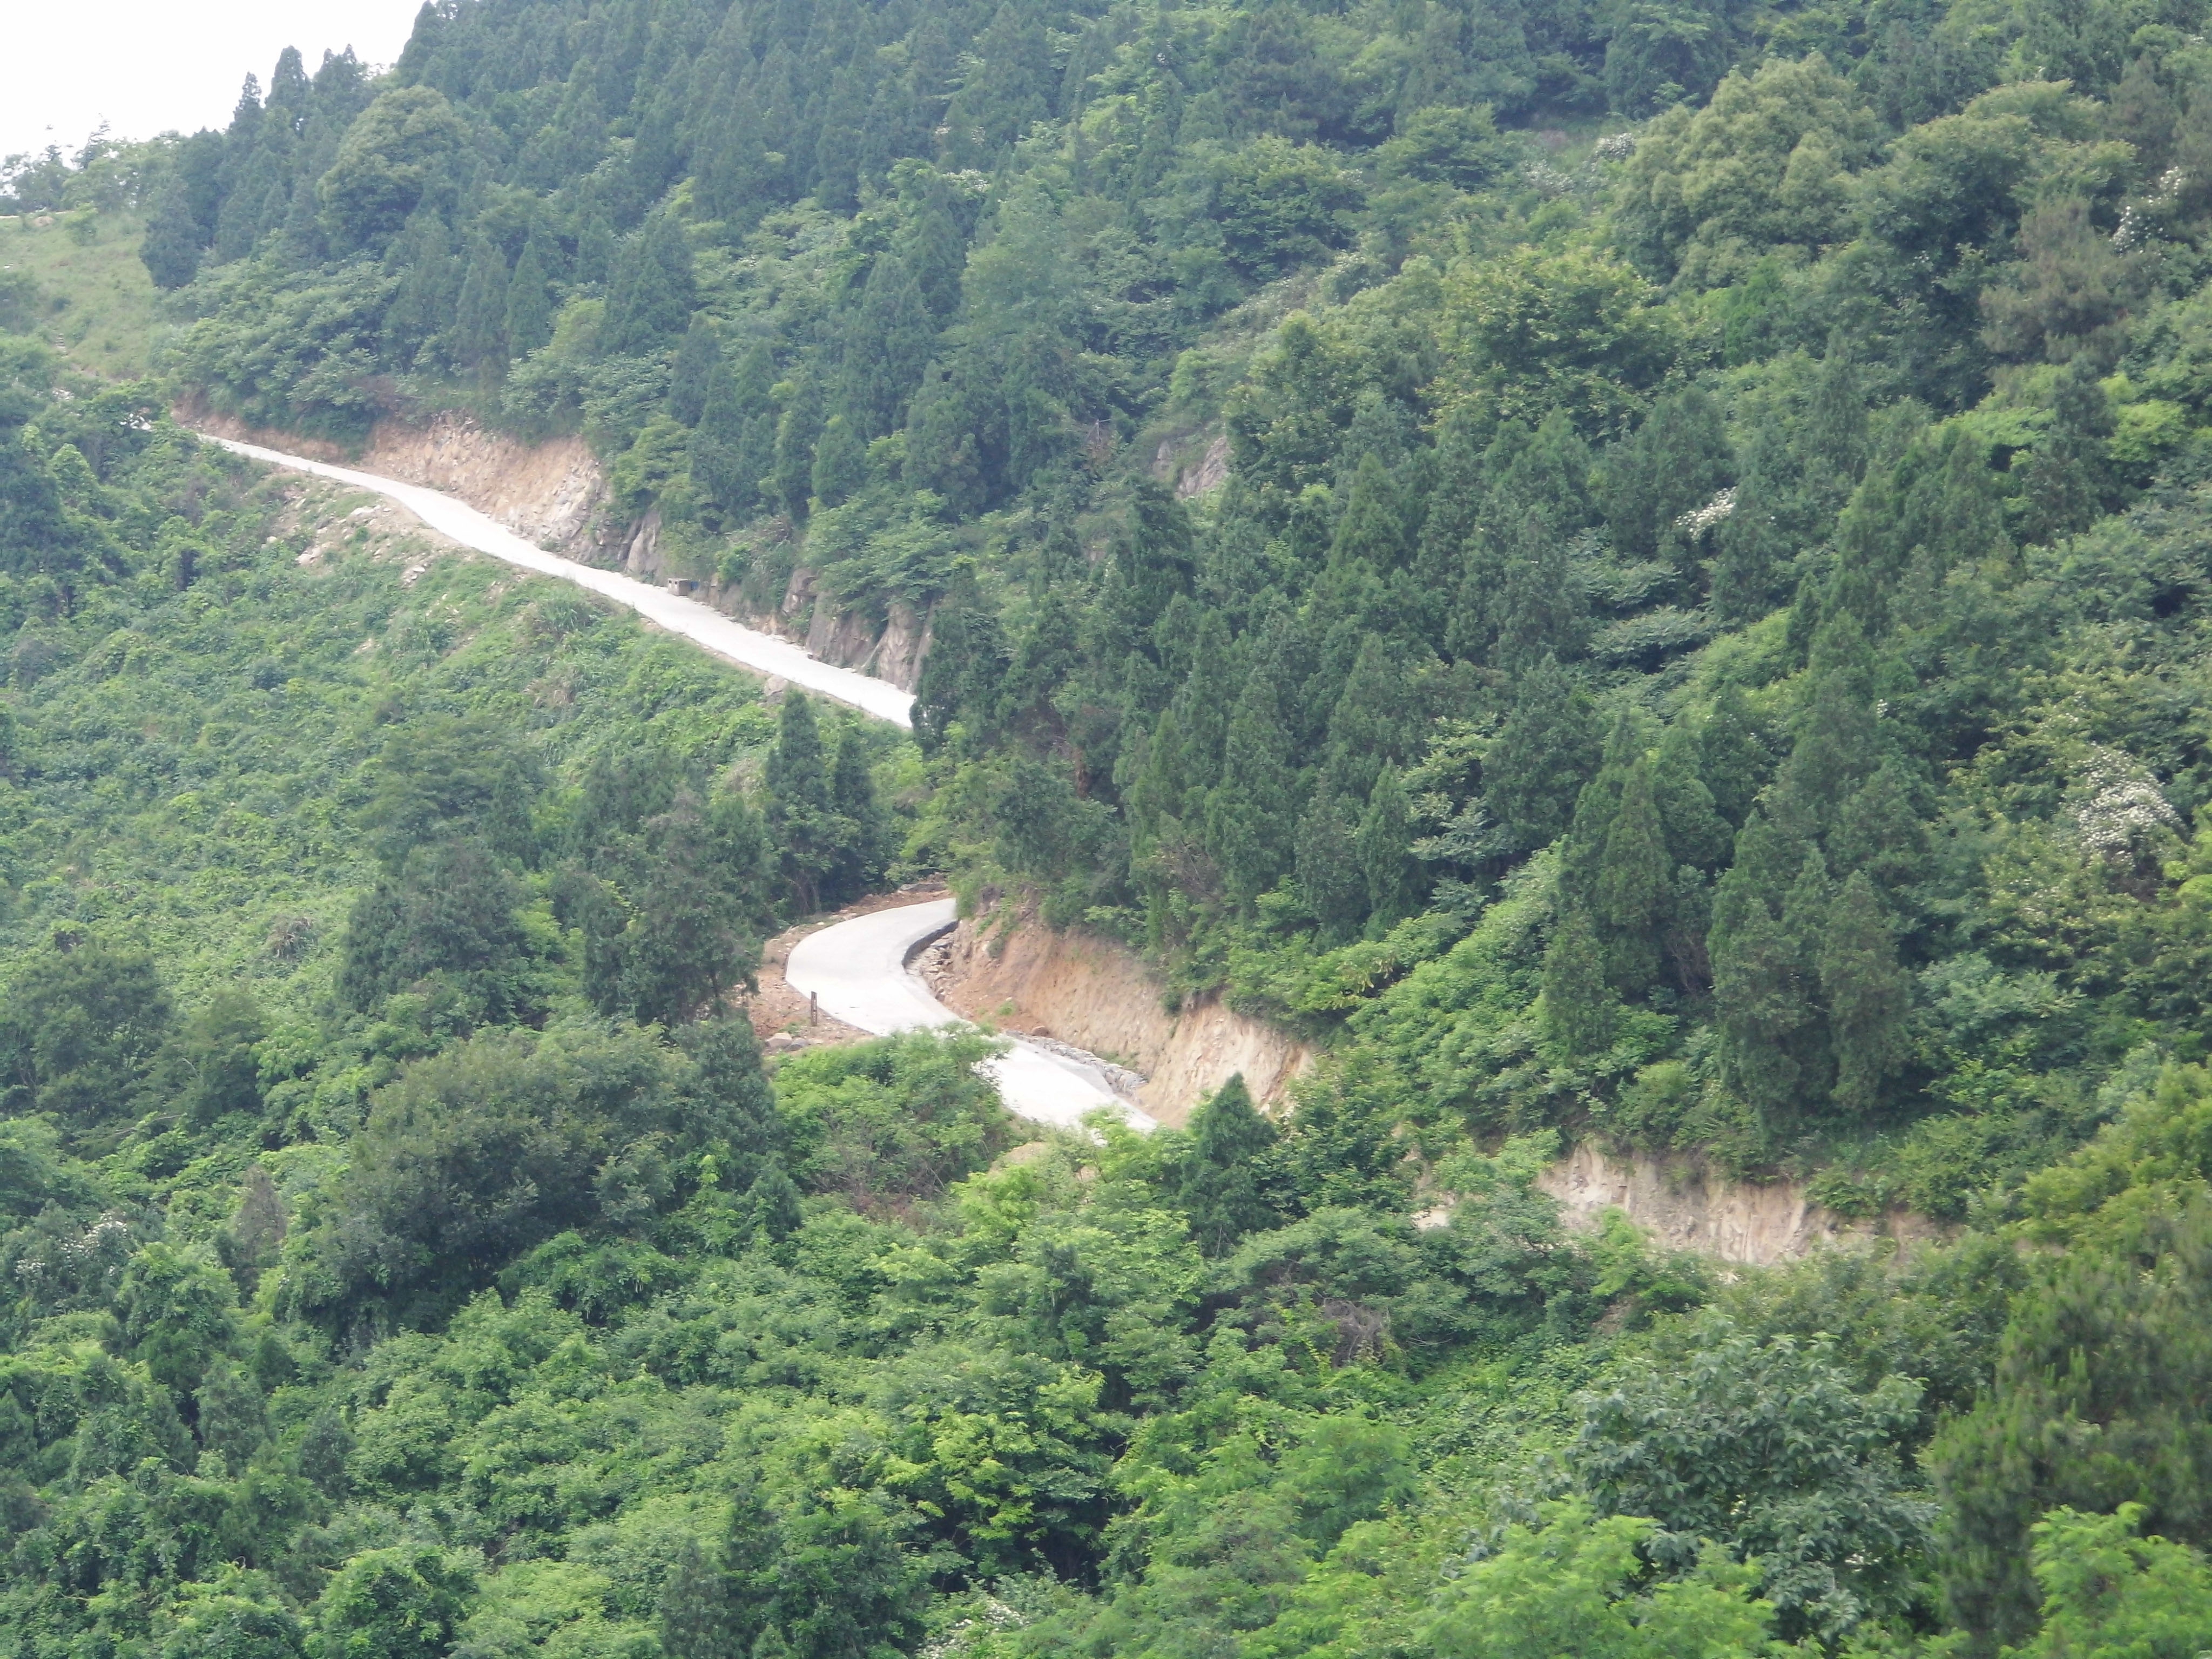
1541;904;1616;1059
454;233;510;381
1491;511;1587;678
1830;756;1930;894
1178;1075;1290;1255
838;254;936;437
810;414;868;508
826;725;889;906
668;318;721;426
606;210;697;355
1295;791;1365;942
1652;719;1732;870
140;181;204;291
505;230;555;359
911;562;1007;751
1357;766;1423;930
764;693;837;913
1821;871;1910;1118
772;375;824;517
1482;657;1603;853
1708;813;1819;1133
744;1158;804;1243
1698;686;1771;828
1594;754;1671;993
691;355;753;517
902;170;967;320
2017;355;2117;547
1323;632;1416;802
1206;651;1298;902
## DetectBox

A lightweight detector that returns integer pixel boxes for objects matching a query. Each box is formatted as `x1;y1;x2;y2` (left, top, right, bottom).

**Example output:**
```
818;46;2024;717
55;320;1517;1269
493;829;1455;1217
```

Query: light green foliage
2013;1505;2212;1659
1425;1501;1784;1659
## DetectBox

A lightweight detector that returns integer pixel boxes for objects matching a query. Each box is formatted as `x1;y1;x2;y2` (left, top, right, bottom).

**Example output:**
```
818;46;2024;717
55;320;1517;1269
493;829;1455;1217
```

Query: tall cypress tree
1295;791;1366;942
1482;657;1603;854
140;182;205;291
838;255;935;437
810;414;868;508
505;230;555;359
1206;651;1298;903
606;211;697;355
1357;766;1423;930
1594;754;1672;993
827;725;889;905
668;318;720;426
1541;904;1616;1060
1491;511;1587;678
454;234;510;380
772;375;824;517
764;693;837;913
692;354;758;518
1178;1075;1290;1255
902;170;967;320
1820;871;1910;1117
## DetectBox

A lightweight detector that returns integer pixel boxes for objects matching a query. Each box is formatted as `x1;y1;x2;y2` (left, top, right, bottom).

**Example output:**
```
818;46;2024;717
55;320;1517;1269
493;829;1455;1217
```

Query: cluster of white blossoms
1593;131;1637;161
1674;486;1737;536
2072;745;2181;860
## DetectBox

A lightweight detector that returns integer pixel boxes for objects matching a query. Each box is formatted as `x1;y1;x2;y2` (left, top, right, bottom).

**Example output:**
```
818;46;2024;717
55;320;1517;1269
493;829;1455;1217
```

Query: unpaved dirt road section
208;435;917;726
785;898;1155;1131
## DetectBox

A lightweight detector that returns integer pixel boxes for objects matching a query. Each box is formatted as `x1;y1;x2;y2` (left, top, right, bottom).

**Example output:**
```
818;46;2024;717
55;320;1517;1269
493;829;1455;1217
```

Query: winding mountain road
206;435;918;725
785;899;1151;1130
210;434;1151;1131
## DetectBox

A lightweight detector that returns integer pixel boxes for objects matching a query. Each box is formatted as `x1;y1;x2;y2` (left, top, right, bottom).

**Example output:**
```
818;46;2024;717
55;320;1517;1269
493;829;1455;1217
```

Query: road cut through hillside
211;433;1151;1132
206;435;918;725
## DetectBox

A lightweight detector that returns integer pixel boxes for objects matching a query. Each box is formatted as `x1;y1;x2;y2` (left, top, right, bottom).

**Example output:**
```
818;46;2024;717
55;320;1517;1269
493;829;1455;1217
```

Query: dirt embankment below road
927;908;1313;1131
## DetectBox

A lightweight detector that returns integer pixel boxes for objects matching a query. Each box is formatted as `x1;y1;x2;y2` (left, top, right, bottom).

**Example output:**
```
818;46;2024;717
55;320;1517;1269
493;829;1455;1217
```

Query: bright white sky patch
2;0;419;164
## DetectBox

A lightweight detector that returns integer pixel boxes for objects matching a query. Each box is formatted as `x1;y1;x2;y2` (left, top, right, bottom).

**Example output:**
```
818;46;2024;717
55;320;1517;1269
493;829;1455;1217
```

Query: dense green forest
5;0;2212;1650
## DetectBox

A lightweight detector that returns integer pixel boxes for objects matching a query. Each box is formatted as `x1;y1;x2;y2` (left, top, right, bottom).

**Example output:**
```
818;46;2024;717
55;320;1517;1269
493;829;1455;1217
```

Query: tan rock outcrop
1534;1141;1947;1266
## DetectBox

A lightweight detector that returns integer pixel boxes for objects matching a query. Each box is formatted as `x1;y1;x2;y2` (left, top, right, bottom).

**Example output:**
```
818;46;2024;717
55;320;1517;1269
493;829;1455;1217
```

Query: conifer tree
1358;766;1423;929
504;230;555;359
1295;791;1365;942
454;234;510;380
744;1159;804;1243
1491;511;1587;678
772;376;824;517
1651;720;1732;870
2017;356;2117;546
838;254;935;437
140;182;205;291
668;318;721;427
1698;686;1771;828
691;357;753;517
1821;872;1910;1117
1594;755;1671;992
764;693;837;913
1323;633;1414;802
1178;1075;1289;1255
1206;653;1298;902
1708;814;1819;1131
827;725;888;905
902;170;967;320
606;211;697;355
810;414;868;508
1483;657;1603;853
1541;904;1616;1058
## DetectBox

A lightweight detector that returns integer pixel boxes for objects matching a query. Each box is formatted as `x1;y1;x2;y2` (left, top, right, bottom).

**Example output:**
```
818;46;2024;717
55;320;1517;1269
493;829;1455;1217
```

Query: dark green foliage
1178;1074;1293;1254
606;211;698;356
337;839;534;1025
0;942;174;1127
1483;658;1604;855
140;183;205;290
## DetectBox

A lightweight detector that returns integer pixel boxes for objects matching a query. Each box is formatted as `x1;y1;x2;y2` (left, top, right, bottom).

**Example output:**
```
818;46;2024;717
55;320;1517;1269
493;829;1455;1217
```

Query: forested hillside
4;0;2212;1650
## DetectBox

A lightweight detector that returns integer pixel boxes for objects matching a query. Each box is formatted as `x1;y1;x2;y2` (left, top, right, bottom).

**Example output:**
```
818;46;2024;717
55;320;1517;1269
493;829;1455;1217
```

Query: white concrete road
208;432;1152;1131
785;898;1154;1131
205;435;919;727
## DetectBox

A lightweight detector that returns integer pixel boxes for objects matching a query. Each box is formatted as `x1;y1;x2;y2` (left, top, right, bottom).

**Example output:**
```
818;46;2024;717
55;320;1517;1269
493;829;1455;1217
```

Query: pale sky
3;0;421;163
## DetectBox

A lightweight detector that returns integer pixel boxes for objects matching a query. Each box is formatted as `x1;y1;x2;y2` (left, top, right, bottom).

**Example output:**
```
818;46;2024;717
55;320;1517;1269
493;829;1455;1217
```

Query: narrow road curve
211;434;1151;1131
206;435;917;726
785;899;1155;1131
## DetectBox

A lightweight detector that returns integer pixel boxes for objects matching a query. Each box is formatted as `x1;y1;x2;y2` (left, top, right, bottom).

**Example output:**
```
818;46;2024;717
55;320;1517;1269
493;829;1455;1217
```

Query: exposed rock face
1535;1141;1948;1266
934;909;1313;1129
1151;429;1231;498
